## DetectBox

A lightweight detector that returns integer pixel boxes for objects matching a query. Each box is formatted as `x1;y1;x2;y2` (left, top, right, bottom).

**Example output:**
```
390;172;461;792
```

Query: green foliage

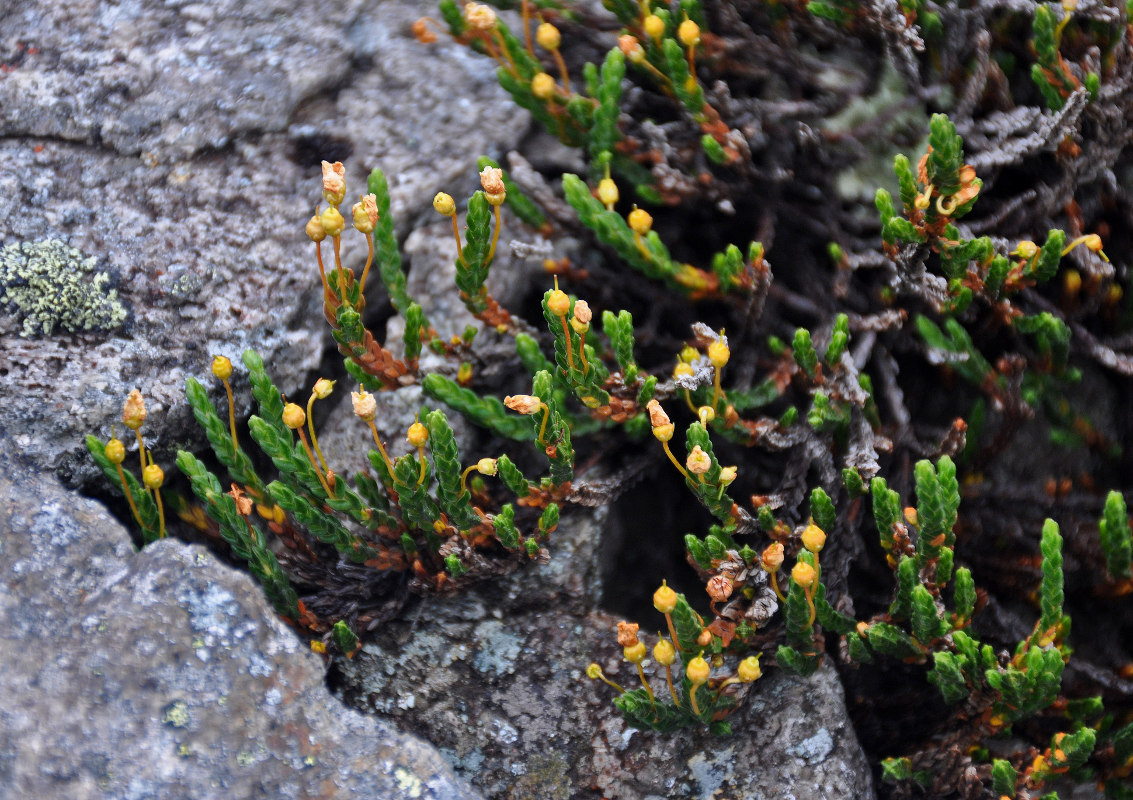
85;435;163;543
456;191;494;314
176;451;298;616
425;409;480;531
991;759;1018;798
332;620;359;655
367;169;428;323
590;50;625;166
422;374;533;441
1099;491;1132;579
792;328;818;379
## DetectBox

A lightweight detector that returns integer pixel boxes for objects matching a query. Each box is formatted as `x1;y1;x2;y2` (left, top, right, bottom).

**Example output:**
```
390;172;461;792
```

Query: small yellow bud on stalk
627;207;653;235
282;403;306;430
211;355;233;380
433;192;456;217
142;463;164;490
586;662;625;693
737;655;762;682
801;522;826;553
791;561;816;589
547;288;571;316
677;19;700;47
305;214;327;242
686;652;710;715
535;22;561;50
643;14;665;42
598;178;619;208
105;438;126;464
531;72;556;100
618;34;645;63
312;378;335;399
407;422;429;447
320;206;345;237
653;635;681;706
707;339;730;368
653;581;678;614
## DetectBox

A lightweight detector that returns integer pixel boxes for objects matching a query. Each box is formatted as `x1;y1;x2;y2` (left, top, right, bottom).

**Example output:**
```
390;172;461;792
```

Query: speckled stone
0;453;483;800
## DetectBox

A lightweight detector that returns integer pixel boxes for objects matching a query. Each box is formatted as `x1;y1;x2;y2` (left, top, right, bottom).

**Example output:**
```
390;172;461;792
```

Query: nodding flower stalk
647;400;689;481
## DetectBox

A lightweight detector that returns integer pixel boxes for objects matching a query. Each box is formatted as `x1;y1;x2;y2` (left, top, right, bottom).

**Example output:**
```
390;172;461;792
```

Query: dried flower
321;160;346;206
686;445;711;475
760;542;785;572
480;166;505;201
706;574;733;603
351;389;376;422
463;2;497;31
122;389;146;431
227;484;253;516
504;394;543;415
617;621;641;648
352;193;379;234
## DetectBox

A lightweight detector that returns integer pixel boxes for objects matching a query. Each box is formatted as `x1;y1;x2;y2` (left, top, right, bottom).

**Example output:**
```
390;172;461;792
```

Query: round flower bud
142;463;164;490
623;641;647;664
678;19;700;47
547;288;571;316
535;22;561;50
312;378;335;400
801;522;826;553
652;423;675;443
351;390;376;422
653;637;676;666
737;655;762;683
643;13;665;40
696;628;713;647
504;394;543;415
686;445;711;475
627;207;653;235
653;581;678;614
282;403;306;430
463;2;497;31
719;466;737;484
1013;240;1038;259
791;561;816;589
707;338;730;368
686;654;710;685
586;662;603;679
597;178;619;207
476;457;498;476
760;542;785;572
122;389;147;431
305;214;327;242
706;574;733;603
697;405;716;425
352;193;379;234
433;192;456;217
105;438;126;465
531;72;556;100
672;361;694;380
320;205;345;237
211;355;233;381
407;422;429;447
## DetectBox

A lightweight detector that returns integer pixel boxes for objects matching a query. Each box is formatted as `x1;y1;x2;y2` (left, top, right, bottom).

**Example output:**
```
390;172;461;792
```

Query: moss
0;238;127;337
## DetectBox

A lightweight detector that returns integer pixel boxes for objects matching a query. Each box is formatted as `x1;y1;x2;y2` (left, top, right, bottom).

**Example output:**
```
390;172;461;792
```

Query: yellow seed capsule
142;463;164;490
535;22;561;50
1013;240;1038;259
791;561;816;589
211;355;233;381
597;178;619;207
643;13;665;41
407;422;429;447
686;654;710;685
320;205;345;237
352;194;378;234
531;72;555;100
652;423;675;443
653;581;678;613
433;192;456;216
1063;268;1082;296
476;458;498;476
696;629;713;647
678;19;700;47
672;362;694;380
547;289;571;316
305;214;327;242
282;403;306;430
707;338;729;368
737;655;762;682
653;637;676;666
586;662;603;679
623;641;647;664
312;378;335;399
627;207;652;235
105;438;126;465
719;466;737;484
679;345;699;363
801;522;826;554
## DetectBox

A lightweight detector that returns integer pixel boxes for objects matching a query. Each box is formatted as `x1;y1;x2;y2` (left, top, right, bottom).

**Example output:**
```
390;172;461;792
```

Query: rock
0;452;483;800
0;0;529;486
336;507;876;800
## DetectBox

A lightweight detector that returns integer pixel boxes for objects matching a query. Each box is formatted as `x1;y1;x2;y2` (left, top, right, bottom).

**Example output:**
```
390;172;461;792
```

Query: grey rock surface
336;504;875;800
0;453;483;800
0;0;528;485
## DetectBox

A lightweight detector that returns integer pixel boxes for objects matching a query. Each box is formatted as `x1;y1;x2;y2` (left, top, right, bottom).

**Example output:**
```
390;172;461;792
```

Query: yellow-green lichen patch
0;238;127;337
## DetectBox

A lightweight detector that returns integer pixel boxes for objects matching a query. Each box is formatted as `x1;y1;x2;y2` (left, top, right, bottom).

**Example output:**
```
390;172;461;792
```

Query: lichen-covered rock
0;453;483;800
0;0;528;486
